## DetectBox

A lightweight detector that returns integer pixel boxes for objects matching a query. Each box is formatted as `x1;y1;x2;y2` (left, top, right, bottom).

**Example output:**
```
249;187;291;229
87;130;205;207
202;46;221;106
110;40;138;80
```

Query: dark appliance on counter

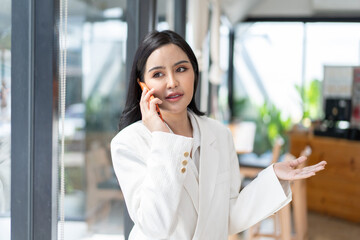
314;98;360;140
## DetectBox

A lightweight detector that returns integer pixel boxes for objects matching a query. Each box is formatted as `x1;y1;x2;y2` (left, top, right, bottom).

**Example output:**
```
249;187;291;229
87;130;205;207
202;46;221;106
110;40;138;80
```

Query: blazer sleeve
111;130;193;239
227;129;292;234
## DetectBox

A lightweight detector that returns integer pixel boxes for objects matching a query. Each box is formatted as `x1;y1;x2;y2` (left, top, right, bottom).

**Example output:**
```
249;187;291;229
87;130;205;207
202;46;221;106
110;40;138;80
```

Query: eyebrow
148;60;190;73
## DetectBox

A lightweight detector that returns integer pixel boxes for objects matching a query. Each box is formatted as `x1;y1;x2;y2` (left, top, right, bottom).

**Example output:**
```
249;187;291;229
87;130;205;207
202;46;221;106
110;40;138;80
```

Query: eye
176;66;188;73
153;72;164;78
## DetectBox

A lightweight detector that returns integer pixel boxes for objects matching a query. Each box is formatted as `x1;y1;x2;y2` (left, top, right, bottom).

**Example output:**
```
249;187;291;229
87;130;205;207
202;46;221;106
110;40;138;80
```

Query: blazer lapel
193;115;219;239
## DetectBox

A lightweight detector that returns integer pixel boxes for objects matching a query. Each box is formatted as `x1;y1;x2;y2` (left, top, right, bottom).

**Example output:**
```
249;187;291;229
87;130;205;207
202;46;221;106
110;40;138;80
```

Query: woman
111;30;326;240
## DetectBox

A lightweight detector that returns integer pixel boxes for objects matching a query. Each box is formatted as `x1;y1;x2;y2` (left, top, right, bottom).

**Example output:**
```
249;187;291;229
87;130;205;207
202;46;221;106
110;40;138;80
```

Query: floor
236;211;360;240
0;217;124;240
0;200;125;240
307;211;360;240
1;211;359;239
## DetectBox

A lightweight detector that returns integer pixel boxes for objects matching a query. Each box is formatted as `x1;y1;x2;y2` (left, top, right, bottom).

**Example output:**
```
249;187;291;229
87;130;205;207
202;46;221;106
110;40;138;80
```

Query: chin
162;107;188;115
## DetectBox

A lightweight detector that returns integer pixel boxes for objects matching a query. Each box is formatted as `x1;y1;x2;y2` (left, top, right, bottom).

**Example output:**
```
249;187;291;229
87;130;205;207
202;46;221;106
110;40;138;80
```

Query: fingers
289;156;307;168
311;161;327;173
149;98;162;112
139;87;167;132
293;171;316;180
139;87;154;110
293;160;327;180
305;161;327;172
139;87;162;117
139;87;148;113
141;87;154;104
318;160;327;166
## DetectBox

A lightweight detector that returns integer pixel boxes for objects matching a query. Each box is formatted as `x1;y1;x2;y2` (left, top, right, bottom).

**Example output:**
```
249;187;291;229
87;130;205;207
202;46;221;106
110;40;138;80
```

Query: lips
166;92;184;99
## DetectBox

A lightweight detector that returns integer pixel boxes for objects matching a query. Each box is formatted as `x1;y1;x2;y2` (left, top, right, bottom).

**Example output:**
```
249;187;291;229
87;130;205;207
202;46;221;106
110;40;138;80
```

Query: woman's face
143;43;195;116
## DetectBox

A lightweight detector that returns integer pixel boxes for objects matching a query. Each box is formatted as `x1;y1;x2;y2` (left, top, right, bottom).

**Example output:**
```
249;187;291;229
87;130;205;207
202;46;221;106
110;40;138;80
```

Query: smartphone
137;79;164;121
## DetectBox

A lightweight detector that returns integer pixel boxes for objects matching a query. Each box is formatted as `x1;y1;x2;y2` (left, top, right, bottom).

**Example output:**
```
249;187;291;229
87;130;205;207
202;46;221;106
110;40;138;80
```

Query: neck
162;110;193;138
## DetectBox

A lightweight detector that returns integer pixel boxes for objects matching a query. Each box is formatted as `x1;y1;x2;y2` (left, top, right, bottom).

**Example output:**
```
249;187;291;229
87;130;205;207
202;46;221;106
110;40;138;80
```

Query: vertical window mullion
11;0;57;239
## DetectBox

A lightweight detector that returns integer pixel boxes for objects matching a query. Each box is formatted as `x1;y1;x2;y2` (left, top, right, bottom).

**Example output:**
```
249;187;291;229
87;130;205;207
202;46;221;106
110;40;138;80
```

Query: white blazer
111;113;291;240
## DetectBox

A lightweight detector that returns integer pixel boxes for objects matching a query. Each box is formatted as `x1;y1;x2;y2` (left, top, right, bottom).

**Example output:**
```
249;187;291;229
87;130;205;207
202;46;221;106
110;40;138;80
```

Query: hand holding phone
137;79;164;121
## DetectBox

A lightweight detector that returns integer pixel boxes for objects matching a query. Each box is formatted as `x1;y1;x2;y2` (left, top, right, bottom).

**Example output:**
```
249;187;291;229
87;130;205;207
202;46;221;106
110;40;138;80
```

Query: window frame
11;0;57;239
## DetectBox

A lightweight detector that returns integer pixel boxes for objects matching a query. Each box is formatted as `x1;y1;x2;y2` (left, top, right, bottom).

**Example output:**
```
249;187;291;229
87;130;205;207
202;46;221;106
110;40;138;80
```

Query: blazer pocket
216;171;230;184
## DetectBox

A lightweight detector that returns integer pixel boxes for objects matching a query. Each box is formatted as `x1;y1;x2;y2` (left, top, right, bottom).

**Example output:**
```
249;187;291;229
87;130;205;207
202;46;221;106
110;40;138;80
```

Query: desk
228;122;256;155
289;131;360;223
239;166;263;178
238;136;284;179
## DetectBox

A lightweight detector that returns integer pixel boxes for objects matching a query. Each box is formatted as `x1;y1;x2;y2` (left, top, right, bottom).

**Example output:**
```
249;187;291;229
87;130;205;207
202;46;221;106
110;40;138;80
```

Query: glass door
58;1;128;239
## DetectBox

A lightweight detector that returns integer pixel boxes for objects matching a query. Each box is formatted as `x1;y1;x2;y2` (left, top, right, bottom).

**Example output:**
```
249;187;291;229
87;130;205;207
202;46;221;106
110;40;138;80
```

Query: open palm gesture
274;156;327;181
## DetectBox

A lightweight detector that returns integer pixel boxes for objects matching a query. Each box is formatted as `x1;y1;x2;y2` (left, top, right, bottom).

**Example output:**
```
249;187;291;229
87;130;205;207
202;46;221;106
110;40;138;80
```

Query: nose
166;72;179;89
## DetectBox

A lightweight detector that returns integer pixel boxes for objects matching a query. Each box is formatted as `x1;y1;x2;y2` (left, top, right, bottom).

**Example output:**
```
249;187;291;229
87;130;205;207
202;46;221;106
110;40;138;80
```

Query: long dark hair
118;30;204;131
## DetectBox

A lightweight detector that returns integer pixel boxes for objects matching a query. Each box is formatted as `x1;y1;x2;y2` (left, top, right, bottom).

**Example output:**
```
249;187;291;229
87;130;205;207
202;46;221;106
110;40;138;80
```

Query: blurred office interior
1;0;360;239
